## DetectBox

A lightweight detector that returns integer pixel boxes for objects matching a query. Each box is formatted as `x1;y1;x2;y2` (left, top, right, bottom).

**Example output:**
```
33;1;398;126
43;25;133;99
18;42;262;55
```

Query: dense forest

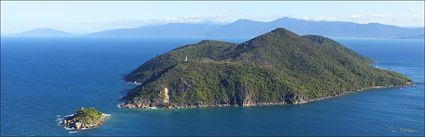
121;28;412;108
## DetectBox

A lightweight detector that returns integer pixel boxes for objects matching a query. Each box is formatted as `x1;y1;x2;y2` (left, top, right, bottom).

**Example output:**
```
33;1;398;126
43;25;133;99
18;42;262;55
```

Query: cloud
410;7;425;14
348;14;390;22
79;15;235;28
72;15;241;33
295;14;423;27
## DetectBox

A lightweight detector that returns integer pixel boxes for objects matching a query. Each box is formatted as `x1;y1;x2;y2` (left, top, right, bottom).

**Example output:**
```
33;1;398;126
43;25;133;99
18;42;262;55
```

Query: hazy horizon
1;1;424;35
5;16;425;36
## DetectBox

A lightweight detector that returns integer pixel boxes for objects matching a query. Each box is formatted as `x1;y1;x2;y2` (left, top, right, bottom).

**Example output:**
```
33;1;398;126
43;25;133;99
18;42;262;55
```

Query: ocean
1;37;423;136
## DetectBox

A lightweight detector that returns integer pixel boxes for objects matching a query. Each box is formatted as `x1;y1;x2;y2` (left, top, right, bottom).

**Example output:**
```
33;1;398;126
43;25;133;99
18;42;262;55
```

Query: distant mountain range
7;17;424;39
9;28;73;37
90;17;424;39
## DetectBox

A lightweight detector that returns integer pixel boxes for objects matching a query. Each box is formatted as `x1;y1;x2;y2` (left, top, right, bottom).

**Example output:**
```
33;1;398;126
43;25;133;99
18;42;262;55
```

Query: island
61;107;110;130
120;28;412;109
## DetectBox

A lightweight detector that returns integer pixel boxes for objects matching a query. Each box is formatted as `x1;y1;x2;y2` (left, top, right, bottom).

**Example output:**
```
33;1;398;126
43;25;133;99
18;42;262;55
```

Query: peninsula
120;28;412;109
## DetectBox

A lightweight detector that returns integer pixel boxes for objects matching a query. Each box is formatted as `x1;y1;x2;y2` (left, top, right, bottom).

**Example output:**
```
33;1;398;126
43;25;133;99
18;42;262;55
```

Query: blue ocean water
1;37;423;136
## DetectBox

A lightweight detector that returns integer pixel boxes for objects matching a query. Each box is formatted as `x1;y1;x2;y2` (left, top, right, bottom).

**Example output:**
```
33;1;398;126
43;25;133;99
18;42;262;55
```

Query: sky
1;1;424;35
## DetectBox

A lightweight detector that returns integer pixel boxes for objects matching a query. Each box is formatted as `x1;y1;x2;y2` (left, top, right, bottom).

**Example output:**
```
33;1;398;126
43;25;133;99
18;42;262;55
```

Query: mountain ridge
8;28;73;37
6;17;424;39
91;17;424;39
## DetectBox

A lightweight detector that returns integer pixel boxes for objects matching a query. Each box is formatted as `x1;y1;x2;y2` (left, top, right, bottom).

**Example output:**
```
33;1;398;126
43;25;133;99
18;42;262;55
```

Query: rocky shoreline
119;83;414;109
60;107;110;130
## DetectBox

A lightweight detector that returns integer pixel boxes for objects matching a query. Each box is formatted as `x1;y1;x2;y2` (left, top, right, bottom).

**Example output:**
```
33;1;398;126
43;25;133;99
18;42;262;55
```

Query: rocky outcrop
119;83;413;109
61;107;110;130
161;88;170;103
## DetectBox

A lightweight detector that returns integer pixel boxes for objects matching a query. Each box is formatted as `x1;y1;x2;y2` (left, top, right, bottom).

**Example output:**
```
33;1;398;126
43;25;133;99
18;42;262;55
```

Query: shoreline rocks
119;83;414;109
60;107;110;130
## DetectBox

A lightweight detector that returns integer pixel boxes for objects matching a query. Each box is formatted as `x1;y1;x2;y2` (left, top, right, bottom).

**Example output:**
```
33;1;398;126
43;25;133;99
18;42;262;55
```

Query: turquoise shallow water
1;37;423;136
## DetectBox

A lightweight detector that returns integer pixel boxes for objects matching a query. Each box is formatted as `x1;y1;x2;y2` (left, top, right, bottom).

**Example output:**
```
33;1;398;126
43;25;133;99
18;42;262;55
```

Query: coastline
60;113;110;130
119;83;414;109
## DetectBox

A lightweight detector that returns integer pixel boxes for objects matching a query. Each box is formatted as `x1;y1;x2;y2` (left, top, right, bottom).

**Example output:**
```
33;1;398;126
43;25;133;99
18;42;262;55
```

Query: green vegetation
62;107;109;130
73;107;103;125
122;28;412;108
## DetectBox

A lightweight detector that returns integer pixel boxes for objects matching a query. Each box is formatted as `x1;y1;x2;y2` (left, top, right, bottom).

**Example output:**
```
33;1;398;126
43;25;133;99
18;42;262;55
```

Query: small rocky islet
60;107;110;130
120;27;413;109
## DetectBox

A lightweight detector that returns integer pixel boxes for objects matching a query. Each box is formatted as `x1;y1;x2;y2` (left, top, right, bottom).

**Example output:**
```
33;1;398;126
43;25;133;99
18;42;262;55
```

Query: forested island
120;28;412;109
61;107;110;130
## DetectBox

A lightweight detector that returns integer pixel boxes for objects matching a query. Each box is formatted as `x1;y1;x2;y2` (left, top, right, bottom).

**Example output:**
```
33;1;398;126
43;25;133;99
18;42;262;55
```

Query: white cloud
291;14;423;27
65;15;238;33
79;15;234;29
